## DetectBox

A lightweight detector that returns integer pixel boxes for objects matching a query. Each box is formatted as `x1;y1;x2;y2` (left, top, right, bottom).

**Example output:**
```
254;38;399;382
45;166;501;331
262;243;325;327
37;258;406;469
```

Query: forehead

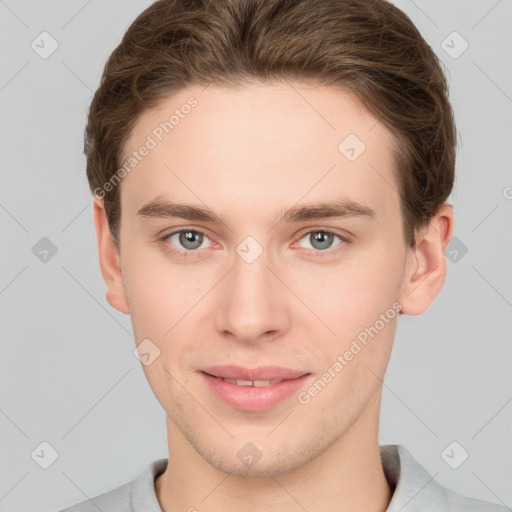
119;82;400;226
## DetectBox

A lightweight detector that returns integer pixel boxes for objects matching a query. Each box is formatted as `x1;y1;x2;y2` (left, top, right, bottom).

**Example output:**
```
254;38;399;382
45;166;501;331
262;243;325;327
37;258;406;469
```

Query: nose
214;245;291;344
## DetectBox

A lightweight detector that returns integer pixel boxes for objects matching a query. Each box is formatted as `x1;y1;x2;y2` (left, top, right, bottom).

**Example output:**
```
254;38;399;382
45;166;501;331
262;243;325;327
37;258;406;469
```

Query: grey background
1;1;511;511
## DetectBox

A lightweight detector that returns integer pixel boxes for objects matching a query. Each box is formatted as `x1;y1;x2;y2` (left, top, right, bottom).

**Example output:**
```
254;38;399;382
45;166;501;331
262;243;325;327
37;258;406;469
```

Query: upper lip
201;365;309;381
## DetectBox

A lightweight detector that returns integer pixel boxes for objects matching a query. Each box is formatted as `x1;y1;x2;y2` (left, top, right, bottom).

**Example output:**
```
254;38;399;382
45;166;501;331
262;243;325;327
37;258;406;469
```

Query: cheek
302;254;402;338
122;257;174;341
307;312;396;414
122;242;181;314
301;255;403;391
123;257;211;377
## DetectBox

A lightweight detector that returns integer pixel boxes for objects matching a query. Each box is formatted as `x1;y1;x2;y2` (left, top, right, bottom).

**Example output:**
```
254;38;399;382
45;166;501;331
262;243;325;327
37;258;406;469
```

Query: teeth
253;380;271;387
235;379;253;386
254;380;281;387
221;378;283;387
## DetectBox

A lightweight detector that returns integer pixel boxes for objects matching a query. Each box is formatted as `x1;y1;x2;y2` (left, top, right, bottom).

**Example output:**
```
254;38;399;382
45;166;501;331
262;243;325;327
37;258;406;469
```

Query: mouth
203;374;290;387
199;365;312;412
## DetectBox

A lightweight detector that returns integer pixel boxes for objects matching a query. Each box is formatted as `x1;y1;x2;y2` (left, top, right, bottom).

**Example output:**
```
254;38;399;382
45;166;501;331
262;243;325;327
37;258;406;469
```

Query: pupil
180;231;202;249
312;231;332;250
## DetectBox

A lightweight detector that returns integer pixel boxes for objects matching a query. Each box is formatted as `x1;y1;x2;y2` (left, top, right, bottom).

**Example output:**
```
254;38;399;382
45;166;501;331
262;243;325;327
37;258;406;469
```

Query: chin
201;447;310;477
189;427;335;478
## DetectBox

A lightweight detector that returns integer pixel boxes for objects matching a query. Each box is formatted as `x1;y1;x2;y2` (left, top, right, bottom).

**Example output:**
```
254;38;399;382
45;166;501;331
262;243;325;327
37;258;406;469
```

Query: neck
155;391;391;512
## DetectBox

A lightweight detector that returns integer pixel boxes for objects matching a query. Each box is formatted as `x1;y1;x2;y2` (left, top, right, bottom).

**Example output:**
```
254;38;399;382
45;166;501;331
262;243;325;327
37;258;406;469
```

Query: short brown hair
85;0;456;248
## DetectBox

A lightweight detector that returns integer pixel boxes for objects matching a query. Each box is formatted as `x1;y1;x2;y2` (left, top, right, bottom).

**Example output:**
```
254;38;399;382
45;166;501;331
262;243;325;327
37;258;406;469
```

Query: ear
92;197;130;314
399;203;455;316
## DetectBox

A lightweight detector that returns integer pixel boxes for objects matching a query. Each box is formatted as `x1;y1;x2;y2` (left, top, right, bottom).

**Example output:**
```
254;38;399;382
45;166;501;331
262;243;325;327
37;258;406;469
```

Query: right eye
160;229;213;256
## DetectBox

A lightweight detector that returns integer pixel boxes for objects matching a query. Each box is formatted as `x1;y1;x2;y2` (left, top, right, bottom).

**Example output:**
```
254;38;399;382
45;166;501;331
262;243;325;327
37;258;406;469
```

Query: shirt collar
380;444;447;512
130;444;440;512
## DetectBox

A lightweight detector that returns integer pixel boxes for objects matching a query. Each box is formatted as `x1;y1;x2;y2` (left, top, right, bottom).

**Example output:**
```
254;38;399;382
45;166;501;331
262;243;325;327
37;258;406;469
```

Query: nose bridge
214;237;289;342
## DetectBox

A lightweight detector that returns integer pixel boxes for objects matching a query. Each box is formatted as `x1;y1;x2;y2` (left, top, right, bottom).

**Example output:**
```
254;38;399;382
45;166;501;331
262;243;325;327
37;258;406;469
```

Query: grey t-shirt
57;444;510;512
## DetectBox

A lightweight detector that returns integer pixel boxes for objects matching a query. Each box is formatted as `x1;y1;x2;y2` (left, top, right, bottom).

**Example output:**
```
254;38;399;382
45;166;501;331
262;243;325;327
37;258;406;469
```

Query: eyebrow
136;196;376;225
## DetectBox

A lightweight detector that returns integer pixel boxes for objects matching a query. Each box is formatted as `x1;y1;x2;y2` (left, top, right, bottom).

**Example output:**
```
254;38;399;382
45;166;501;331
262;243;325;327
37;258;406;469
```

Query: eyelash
158;228;350;259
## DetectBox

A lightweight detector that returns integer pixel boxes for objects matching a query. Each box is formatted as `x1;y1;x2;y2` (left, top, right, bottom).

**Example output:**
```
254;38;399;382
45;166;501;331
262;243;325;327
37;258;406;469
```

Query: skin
93;82;454;512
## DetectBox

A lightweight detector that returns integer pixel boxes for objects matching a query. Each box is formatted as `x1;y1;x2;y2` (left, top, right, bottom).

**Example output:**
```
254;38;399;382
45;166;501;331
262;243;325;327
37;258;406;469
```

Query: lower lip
200;372;312;412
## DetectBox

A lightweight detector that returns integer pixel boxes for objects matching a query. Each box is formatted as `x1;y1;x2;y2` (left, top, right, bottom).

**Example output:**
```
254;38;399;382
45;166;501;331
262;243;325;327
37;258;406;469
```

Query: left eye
297;230;345;251
166;230;212;251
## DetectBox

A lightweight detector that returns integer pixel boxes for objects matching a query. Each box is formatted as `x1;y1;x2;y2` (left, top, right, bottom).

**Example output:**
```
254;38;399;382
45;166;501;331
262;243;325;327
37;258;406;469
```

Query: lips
199;365;312;411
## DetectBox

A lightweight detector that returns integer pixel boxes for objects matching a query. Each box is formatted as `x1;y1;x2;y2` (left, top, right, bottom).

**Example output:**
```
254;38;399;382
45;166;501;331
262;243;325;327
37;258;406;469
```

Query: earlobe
399;204;454;316
92;197;130;314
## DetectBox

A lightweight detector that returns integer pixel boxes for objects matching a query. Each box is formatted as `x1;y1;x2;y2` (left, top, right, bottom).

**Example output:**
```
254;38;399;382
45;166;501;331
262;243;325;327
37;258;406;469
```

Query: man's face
113;82;412;475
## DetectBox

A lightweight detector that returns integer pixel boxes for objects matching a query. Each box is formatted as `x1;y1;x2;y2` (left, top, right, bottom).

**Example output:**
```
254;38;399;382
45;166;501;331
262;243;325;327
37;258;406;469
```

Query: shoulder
56;481;132;512
381;444;510;512
55;458;168;512
433;483;510;512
